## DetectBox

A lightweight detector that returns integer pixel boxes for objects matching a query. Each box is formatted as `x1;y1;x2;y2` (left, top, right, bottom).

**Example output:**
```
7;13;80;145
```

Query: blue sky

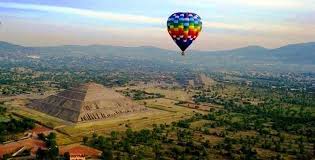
0;0;314;50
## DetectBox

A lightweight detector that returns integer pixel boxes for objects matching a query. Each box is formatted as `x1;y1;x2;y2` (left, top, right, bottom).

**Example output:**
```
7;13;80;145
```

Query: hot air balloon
167;12;202;56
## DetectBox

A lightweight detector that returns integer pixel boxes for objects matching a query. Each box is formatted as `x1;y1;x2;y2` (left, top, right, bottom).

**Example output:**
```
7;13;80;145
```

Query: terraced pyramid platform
28;83;147;122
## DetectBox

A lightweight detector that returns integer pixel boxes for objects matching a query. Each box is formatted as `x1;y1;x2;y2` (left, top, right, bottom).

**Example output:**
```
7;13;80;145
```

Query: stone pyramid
28;83;147;122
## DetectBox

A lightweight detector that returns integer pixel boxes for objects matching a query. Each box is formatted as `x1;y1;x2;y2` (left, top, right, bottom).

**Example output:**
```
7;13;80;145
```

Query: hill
0;41;314;68
0;41;37;58
271;42;315;64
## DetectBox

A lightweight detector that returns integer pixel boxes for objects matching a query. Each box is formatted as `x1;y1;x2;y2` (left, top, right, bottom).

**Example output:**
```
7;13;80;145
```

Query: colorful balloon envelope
167;12;202;55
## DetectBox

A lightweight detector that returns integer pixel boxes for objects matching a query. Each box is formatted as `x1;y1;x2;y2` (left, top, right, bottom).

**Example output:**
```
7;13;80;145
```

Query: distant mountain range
0;41;36;58
0;41;314;66
270;42;315;64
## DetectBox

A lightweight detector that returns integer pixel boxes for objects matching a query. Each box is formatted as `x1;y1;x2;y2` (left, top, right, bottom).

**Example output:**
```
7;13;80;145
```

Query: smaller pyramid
28;83;147;122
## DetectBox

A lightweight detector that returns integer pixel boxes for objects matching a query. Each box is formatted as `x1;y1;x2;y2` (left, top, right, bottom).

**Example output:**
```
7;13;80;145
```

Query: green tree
110;131;118;140
101;150;113;160
83;136;88;145
64;152;70;160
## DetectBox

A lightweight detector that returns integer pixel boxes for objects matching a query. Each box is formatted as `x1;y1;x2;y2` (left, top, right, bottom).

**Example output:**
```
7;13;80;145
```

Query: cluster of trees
0;104;6;115
123;89;165;100
193;84;314;139
214;131;314;160
215;136;259;160
195;81;315;110
199;105;314;159
36;132;59;160
280;95;315;107
0;117;35;142
84;117;210;160
223;101;314;136
193;93;225;105
82;103;314;159
177;87;315;160
0;70;37;95
175;114;203;128
0;85;32;95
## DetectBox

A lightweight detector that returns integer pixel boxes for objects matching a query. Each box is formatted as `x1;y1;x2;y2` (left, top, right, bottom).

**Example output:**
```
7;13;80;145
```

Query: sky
0;0;315;51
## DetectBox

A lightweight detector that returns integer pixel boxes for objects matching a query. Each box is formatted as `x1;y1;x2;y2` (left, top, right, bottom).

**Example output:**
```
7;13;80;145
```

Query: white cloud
233;0;306;9
1;2;312;34
1;1;315;50
1;17;315;51
0;17;170;47
203;20;315;36
0;2;164;24
203;22;249;30
173;0;313;9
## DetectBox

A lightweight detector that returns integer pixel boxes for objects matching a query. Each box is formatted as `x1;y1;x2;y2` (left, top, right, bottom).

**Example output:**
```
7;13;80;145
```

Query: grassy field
190;119;212;129
144;87;193;101
57;98;203;145
3;91;204;146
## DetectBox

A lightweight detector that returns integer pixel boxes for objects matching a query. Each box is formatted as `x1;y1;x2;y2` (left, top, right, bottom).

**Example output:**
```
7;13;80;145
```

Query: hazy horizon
1;0;315;51
2;39;315;53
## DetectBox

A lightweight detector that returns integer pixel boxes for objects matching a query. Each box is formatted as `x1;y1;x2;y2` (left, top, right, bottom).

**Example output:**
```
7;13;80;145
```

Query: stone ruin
28;83;147;122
